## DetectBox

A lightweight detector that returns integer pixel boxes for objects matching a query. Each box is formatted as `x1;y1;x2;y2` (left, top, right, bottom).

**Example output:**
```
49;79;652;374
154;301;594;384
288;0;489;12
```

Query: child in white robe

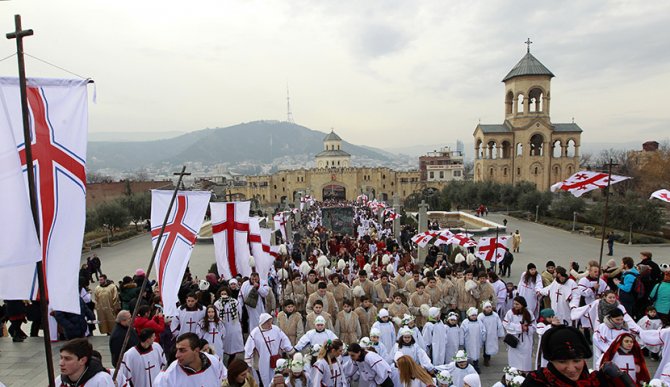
286;353;311;387
461;307;486;373
637;306;663;360
442;350;477;387
170;294;205;338
477;301;505;368
445;312;464;364
214;286;244;359
423;307;449;366
600;332;651;385
294;316;338;352
121;328;166;387
312;339;346;386
392;326;434;373
199;305;226;359
535;308;562;369
394;314;426;351
502;296;535;373
369;328;391;364
371;308;396;354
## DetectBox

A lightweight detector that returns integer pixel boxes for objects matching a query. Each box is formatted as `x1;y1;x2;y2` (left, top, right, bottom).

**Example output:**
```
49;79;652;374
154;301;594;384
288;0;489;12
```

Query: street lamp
535;204;539;222
572;211;577;232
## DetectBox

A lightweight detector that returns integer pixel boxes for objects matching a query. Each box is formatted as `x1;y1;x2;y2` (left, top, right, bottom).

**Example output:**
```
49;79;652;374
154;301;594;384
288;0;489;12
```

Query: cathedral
473;44;582;190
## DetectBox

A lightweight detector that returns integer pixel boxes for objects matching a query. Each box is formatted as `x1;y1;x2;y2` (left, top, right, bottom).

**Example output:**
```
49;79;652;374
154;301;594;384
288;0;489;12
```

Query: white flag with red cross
0;78;88;313
650;189;670;203
475;236;510;263
248;217;275;280
273;212;288;241
151;190;210;316
551;170;630;197
433;229;455;246
411;231;438;248
257;227;277;281
448;232;477;248
212;201;252;280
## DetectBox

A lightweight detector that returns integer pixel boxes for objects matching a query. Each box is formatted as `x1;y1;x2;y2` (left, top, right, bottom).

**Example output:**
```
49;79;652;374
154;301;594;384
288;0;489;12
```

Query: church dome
502;52;554;82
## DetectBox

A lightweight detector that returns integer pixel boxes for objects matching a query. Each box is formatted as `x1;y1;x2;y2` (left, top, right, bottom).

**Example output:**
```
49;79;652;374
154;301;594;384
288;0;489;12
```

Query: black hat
608;308;624;318
546;261;556;268
513;295;527;308
527;263;536;270
541;326;592;360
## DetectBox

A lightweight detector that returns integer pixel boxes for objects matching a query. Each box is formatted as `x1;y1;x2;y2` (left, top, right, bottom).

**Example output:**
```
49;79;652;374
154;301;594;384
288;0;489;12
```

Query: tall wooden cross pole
6;15;56;387
597;159;617;271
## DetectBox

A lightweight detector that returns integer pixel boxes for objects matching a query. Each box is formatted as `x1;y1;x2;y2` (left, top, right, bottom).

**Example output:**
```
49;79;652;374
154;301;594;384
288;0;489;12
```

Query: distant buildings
419;146;464;182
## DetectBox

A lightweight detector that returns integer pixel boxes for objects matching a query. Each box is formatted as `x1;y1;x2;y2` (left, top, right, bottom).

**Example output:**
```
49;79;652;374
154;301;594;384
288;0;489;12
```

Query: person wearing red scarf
600;333;650;386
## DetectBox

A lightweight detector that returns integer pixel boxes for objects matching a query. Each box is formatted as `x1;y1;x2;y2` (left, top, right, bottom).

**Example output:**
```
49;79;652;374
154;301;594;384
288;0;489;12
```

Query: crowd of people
2;198;669;387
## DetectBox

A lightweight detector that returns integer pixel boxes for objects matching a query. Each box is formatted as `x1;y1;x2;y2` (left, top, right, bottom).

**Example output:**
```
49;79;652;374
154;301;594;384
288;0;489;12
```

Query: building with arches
315;130;351;168
473;46;582;191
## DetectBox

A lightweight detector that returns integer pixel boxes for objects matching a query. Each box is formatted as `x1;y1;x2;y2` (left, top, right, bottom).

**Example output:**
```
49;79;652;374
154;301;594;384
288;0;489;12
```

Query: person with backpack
649;267;670;326
613;257;640;317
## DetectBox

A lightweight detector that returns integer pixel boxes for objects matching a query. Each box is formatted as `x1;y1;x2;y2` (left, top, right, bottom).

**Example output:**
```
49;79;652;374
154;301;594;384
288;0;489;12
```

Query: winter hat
399;326;413;337
455;253;465;264
605;259;616;269
359;337;371;347
465;279;478;292
290;353;305;373
370;328;381;338
228;278;238;285
314;316;326;326
466;253;476;265
428;307;441;319
661;263;670;273
274;358;288;373
401;314;415;326
453;350;468;362
482;301;492;309
527;263;536;270
259;313;273;326
541;325;592;360
540;308;555;318
513;295;527;308
546;261;555;268
378;309;389;318
467;307;478;317
447;312;459;321
436;370;453;384
463;373;481;387
135;268;146;277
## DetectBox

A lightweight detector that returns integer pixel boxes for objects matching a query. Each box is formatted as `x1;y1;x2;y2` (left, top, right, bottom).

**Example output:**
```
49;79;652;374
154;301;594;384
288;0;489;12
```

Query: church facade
473;46;582;191
224;131;450;205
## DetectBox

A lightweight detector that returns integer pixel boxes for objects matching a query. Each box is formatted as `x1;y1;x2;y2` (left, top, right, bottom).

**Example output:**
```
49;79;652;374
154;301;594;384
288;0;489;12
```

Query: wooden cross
525;38;533;53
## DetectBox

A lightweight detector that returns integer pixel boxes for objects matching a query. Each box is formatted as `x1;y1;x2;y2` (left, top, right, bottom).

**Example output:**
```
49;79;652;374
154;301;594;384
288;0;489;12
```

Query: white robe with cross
199;320;226;359
312;357;345;387
120;343;165;387
170;306;205;337
214;296;244;354
244;325;293;387
538;278;578;325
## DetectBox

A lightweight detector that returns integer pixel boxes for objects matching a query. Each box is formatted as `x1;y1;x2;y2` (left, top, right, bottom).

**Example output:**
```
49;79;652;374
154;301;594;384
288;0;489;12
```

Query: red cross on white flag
273;212;288;241
433;229;455;246
475;236;509;262
248;217;275;280
151;190;210;316
650;189;670;203
212;201;252;280
448;233;477;248
411;231;438;248
550;170;630;197
0;78;89;313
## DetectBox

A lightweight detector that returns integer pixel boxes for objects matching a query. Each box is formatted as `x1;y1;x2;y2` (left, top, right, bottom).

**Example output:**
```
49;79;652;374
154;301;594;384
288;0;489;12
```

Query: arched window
488;141;497;159
528;87;544;112
516;143;523;157
567;139;576;157
490;167;494;176
506;91;514;114
517;94;525;113
475;139;483;159
552;140;562;158
503;167;508;176
530;134;544;156
501;141;511;159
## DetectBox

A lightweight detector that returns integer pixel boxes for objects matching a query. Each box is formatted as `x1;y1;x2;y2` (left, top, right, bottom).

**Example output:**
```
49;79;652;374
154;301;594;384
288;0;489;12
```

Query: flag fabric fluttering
411;231;438;248
550;170;631;197
212;201;252;279
151;190;210;316
273;212;288;241
249;217;275;280
475;236;510;263
0;78;88;313
433;229;455;247
448;233;477;248
650;189;670;203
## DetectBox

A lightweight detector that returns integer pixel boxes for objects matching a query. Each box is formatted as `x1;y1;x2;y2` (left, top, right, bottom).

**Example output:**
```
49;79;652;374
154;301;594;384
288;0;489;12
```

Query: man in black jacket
109;310;139;367
639;251;662;284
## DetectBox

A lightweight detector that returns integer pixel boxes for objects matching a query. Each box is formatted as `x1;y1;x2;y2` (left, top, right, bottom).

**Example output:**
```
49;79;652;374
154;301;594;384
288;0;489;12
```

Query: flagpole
597;159;614;271
494;226;499;273
112;166;190;382
6;14;56;387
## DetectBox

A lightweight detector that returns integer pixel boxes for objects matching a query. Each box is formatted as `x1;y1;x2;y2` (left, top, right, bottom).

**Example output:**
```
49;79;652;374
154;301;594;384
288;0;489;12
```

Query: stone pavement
1;211;668;385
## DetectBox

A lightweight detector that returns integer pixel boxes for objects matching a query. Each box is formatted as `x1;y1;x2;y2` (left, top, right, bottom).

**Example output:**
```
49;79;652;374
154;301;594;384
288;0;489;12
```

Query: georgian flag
448;232;477;248
475;236;510;263
356;193;369;203
433;229;455;246
551;170;630;197
273;212;288;241
650;189;670;203
151;190;210;316
212;201;251;279
0;78;88;313
248;217;275;280
411;231;438;248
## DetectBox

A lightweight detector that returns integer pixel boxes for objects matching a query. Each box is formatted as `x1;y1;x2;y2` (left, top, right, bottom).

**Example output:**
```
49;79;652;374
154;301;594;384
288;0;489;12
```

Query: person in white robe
440;350;477;387
477;301;505;367
213;286;245;358
170;294;206;338
392;327;434;373
502;296;536;373
347;343;394;386
368;328;391;364
444;312;464;364
120;328;165;387
600;332;651;385
198;305;226;359
395;314;426;351
155;333;227;386
312;340;346;387
244;313;293;387
240;273;270;333
537;267;578;325
370;308;396;354
286;352;311;387
461;307;486;372
422;307;449;366
576;264;608;333
593;308;640;370
637;307;663;357
294;316;339;352
517;264;543;317
640;327;670;380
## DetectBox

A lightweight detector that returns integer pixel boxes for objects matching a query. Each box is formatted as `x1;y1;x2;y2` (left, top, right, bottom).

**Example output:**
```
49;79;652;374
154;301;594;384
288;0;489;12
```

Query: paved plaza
1;212;668;385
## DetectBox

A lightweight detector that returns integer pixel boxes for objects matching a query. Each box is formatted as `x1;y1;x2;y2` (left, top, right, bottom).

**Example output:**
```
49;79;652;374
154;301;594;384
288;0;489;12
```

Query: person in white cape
244;313;293;386
121;328;166;387
240;272;270;333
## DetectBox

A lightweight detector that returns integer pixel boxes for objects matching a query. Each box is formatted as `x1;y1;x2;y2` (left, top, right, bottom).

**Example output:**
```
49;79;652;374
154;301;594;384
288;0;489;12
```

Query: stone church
473;45;582;191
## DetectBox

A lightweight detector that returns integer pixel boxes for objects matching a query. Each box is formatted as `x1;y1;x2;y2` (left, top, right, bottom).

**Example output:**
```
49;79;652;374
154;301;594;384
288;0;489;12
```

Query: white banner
551;170;630;197
650;189;670;203
0;77;88;313
211;201;251;279
151;190;210;316
475;236;510;263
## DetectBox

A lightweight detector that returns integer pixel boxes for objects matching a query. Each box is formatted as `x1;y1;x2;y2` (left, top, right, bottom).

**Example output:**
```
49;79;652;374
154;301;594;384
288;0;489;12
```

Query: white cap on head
378;309;389;318
229;278;238;285
453;349;468;362
259;313;273;326
463;373;481;387
290;353;304;373
370;328;381;337
436;370;452;383
429;307;440;319
400;326;413;336
467;307;479;317
447;312;459;321
314;316;326;326
359;337;371;347
275;358;288;371
482;301;492;309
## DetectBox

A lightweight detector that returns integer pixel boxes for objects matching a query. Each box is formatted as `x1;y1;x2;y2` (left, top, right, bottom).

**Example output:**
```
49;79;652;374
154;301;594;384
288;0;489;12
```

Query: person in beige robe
305;271;320;299
512;230;522;253
276;299;305;346
476;272;496;306
439;274;457;312
353;296;378;336
352;271;374;308
334;300;361;345
404;272;422;295
425;277;444;310
408;282;432;328
93;275;120;334
306;283;338;319
327;275;351;312
372;273;397;309
305;301;334;331
393;267;412;296
455;270;479;313
387;293;409;321
284;275;307;314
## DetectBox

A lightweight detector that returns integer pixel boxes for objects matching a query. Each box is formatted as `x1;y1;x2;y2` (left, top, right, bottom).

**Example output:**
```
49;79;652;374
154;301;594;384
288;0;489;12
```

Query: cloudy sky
1;0;668;149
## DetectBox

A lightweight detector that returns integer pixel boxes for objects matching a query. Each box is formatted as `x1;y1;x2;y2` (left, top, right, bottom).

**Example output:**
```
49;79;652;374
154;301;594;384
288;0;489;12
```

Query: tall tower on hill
473;40;582;191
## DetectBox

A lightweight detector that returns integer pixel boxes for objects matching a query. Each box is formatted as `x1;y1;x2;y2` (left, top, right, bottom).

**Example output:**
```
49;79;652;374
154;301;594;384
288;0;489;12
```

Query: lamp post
572;211;577;232
535;204;539;222
629;222;633;245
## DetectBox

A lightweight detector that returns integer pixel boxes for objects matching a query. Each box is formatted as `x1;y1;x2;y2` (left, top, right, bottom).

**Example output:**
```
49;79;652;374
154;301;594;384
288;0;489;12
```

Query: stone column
284;211;293;244
417;200;429;265
295;193;302;219
392;194;401;240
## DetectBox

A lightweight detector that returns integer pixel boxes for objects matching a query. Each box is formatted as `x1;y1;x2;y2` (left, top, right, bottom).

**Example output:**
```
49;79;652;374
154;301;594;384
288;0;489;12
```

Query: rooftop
324;130;342;142
315;149;351;157
502;52;555;82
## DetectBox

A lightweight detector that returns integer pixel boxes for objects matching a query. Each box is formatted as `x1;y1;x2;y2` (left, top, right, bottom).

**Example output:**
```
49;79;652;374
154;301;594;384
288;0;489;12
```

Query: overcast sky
1;0;668;149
